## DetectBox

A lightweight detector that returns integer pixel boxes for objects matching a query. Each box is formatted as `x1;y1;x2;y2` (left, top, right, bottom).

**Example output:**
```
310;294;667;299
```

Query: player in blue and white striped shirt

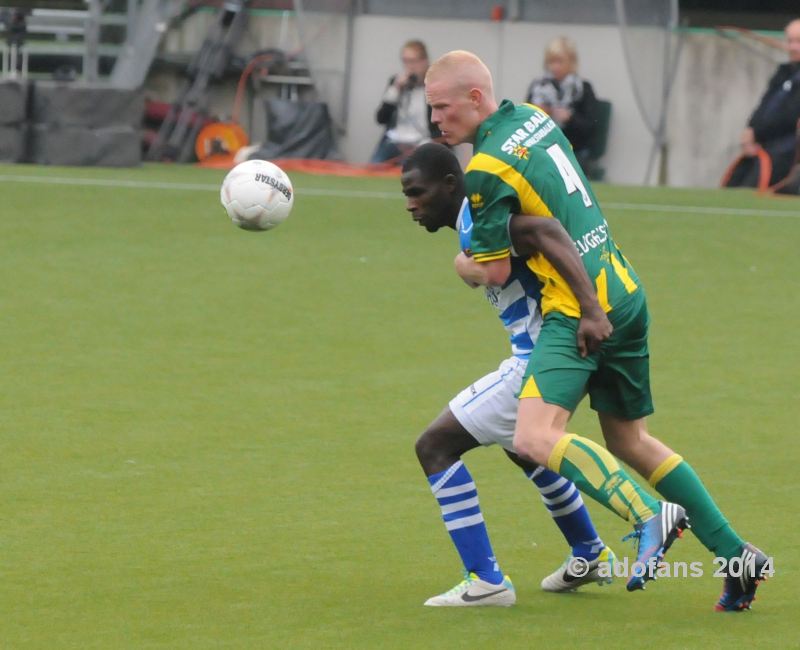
401;142;615;606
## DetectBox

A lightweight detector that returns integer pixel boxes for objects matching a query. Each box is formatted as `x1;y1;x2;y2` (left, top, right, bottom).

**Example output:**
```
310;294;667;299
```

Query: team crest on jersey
469;193;484;209
511;144;529;160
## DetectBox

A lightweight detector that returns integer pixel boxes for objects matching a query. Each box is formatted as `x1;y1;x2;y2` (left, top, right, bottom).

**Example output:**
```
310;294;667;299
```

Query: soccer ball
220;159;294;231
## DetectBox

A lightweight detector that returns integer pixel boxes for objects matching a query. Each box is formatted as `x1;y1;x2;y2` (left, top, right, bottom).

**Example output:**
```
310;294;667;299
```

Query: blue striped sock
526;466;603;561
428;461;504;585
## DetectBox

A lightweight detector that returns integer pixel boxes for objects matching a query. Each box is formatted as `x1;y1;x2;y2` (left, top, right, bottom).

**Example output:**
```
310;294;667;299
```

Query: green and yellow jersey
466;99;640;318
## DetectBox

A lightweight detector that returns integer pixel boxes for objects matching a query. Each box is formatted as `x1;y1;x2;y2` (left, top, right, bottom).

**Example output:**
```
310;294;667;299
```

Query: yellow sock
548;434;659;524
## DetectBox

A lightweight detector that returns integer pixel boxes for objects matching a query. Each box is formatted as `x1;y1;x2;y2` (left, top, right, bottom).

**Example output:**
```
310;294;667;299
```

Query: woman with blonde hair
525;36;599;170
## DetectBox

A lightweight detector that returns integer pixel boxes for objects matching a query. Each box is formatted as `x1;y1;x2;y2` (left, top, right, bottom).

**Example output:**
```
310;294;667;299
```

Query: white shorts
448;356;527;453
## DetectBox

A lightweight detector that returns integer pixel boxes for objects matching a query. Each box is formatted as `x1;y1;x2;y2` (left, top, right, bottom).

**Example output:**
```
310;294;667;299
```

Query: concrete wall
154;13;787;188
344;15;654;185
666;33;780;187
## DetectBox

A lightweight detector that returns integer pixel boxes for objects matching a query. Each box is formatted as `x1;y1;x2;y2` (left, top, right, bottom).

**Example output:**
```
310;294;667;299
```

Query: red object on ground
198;157;402;178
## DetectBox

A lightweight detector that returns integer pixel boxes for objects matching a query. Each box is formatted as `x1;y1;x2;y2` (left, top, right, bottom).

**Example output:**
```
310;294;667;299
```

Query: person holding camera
370;40;441;164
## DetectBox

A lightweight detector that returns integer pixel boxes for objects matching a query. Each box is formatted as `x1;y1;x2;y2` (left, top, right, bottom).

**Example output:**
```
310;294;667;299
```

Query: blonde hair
544;36;578;73
426;50;494;96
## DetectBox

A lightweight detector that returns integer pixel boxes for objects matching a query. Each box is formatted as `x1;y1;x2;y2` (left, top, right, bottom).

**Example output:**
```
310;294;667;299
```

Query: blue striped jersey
456;198;543;358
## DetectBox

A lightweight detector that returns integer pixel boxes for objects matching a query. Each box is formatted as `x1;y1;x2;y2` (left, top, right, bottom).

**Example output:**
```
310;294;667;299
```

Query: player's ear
468;87;482;106
443;173;457;192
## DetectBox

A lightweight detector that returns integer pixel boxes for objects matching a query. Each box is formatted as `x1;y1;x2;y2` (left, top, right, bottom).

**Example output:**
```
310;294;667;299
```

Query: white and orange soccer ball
220;159;294;231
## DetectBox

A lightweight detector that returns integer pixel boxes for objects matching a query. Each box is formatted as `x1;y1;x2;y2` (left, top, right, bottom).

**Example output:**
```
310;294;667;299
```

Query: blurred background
0;0;798;187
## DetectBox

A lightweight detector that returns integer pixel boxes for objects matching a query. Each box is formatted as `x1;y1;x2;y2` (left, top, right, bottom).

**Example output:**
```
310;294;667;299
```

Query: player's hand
394;72;410;89
551;106;572;125
576;306;613;357
741;127;758;157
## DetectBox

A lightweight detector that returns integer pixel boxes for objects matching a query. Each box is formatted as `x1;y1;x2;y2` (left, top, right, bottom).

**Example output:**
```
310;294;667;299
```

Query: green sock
548;434;660;524
650;454;744;560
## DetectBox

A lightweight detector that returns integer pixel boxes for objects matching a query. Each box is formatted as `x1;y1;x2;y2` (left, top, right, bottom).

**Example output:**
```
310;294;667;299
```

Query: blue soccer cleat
624;501;689;592
715;543;771;612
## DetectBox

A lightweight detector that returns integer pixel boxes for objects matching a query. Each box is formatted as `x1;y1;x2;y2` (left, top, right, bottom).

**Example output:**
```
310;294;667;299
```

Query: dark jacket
748;62;800;146
375;75;441;139
525;78;599;154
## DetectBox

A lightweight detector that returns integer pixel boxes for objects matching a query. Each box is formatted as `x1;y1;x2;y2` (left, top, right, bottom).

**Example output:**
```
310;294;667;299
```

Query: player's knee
512;432;550;466
415;428;451;468
604;425;648;462
415;423;470;475
414;429;436;464
503;448;538;473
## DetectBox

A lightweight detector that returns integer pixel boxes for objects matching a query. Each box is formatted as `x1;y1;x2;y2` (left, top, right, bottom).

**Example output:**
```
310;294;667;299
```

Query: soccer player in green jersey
424;50;770;609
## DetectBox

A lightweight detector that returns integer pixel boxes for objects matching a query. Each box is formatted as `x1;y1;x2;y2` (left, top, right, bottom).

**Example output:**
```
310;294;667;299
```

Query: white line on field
0;174;217;192
1;173;799;218
603;201;800;217
0;174;398;198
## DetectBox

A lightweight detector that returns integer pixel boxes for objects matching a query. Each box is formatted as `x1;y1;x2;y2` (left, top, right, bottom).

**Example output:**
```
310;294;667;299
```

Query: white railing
0;43;29;79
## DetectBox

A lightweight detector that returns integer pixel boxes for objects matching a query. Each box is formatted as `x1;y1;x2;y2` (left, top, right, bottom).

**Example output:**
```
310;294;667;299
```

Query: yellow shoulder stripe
467;152;553;217
473;248;511;262
522;102;546;113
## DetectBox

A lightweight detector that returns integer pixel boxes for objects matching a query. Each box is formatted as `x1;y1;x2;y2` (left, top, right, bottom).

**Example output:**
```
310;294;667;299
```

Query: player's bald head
424;50;498;145
426;50;494;94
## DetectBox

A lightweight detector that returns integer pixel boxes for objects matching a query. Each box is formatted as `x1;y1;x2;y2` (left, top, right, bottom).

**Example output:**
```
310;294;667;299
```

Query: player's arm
508;214;539;256
459;168;516;287
510;214;612;357
454;253;510;287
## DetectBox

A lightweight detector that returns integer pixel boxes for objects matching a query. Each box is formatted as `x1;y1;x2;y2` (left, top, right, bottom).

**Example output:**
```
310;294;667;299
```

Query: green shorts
519;291;654;420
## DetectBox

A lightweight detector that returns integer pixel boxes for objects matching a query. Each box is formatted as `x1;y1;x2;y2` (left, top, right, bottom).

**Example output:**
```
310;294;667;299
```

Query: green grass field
1;163;798;649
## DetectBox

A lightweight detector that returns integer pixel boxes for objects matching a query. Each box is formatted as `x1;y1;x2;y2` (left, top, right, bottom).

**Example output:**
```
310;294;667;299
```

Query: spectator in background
525;36;599;172
724;18;800;189
371;40;441;164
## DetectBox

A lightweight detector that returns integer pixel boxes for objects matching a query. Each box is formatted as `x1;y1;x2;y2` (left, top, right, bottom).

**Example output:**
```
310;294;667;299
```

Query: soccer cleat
424;573;516;607
624;501;689;592
715;543;771;612
541;546;616;592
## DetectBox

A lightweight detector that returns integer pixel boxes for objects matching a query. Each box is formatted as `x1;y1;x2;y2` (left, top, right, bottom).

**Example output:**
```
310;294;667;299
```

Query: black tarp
27;83;143;166
251;98;337;160
0;80;26;125
30;82;143;128
0;80;27;161
0;124;25;162
29;124;140;167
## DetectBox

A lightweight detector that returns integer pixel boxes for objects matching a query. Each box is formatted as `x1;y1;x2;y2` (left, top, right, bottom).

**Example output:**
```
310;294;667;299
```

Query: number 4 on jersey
546;143;592;208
